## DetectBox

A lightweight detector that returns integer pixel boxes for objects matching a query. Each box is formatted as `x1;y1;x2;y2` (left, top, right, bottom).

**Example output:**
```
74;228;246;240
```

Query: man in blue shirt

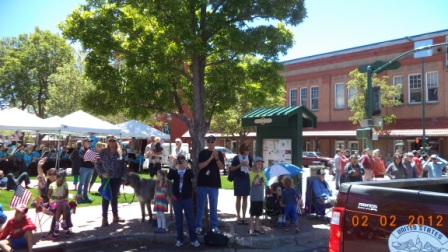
423;154;448;178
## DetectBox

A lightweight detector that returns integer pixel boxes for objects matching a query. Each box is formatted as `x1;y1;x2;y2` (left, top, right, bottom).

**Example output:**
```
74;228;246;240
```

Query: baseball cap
83;138;92;142
15;204;28;214
177;155;186;164
207;135;216;142
254;156;264;163
430;154;438;159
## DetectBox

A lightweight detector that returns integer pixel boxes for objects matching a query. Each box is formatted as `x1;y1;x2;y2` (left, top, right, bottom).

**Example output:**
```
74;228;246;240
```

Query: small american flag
10;185;32;208
84;149;100;162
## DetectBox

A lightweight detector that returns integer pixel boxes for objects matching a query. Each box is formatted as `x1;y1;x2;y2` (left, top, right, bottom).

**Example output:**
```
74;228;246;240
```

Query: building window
335;140;345;151
393;76;404;104
310;86;319;110
335;83;345;109
408;74;421;104
349;141;359;155
289;89;297;106
348;87;358;108
426;72;438;102
300;87;307;107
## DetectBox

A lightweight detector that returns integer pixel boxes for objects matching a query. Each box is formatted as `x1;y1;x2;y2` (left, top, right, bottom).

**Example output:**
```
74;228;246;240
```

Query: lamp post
167;113;172;154
406;37;433;150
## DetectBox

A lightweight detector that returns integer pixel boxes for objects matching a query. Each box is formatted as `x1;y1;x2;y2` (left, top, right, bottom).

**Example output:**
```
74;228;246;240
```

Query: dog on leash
122;172;173;222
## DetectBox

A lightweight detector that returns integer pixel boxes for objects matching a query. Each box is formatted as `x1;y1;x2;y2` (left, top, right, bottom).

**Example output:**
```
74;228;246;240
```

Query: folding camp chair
32;196;77;239
304;176;333;223
32;197;54;238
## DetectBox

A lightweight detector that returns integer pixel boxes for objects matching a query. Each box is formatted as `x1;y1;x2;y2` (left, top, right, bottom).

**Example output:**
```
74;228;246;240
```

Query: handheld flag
10;185;32;208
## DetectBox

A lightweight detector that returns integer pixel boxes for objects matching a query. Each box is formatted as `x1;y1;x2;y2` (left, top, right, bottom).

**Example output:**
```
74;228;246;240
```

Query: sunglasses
207;140;215;143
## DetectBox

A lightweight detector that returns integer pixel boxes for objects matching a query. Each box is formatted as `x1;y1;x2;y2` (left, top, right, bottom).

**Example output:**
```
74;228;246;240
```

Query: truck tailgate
341;184;448;251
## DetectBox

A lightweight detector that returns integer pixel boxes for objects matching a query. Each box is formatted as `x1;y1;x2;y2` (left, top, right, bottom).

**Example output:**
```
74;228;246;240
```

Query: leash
122;184;135;204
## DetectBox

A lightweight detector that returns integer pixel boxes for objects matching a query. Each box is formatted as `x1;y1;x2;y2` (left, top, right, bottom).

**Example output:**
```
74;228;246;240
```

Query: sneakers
191;240;200;247
54;223;60;236
155;228;166;233
61;220;67;229
65;230;72;238
47;232;58;240
175;240;183;247
195;227;202;235
83;196;92;202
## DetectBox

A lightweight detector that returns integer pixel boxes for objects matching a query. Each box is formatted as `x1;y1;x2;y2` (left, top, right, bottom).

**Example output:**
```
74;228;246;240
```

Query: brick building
282;29;448;163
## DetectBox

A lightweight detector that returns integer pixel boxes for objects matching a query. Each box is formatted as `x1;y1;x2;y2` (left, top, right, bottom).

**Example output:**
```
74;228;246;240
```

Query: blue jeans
335;169;341;189
7;172;31;191
102;177;121;218
78;167;93;198
195;186;219;230
173;197;197;242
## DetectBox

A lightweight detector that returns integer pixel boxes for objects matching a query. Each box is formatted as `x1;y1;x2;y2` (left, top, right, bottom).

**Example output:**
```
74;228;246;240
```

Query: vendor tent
117;120;170;139
0;108;59;132
60;110;122;135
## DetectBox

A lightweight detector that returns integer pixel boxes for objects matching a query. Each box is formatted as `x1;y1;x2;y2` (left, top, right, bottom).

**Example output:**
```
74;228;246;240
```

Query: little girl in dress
154;170;169;233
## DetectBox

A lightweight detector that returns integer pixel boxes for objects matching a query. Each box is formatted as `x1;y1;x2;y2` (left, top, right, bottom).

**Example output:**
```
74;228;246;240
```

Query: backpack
204;231;229;247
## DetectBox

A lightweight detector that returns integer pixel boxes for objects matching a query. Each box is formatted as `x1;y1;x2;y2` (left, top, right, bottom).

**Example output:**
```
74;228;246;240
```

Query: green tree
0;27;74;118
47;52;93;117
60;0;307;169
210;56;285;144
347;69;402;126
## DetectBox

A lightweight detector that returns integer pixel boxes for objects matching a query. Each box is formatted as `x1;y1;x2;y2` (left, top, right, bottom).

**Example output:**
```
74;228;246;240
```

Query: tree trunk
190;54;210;229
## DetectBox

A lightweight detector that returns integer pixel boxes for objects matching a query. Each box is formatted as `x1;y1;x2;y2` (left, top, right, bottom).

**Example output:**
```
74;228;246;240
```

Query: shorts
250;201;263;217
7;236;27;249
49;200;70;211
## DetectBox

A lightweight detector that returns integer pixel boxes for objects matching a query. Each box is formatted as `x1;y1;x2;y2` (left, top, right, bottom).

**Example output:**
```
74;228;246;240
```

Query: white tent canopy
0;108;60;132
117;120;170;139
60;110;122;135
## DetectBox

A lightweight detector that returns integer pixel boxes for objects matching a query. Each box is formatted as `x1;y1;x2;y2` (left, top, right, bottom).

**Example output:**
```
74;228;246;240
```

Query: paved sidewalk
6;174;332;251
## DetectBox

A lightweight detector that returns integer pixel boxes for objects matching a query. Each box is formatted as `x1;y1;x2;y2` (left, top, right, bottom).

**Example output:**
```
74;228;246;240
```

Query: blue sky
0;0;447;61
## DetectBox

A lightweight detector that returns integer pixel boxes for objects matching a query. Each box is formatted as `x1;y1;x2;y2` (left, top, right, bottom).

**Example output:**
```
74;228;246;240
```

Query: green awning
242;106;317;128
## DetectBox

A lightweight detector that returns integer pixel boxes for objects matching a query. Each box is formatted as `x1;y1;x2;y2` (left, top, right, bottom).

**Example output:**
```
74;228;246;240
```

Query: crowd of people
2;132;448;251
332;147;448;189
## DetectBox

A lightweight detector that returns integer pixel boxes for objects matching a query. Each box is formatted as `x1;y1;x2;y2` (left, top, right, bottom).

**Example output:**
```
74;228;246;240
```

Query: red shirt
360;154;372;169
372;157;386;176
340;155;349;172
412;157;422;176
0;216;36;240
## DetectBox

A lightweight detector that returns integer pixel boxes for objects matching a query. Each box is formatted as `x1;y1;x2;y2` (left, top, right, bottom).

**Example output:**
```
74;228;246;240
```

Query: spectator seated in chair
36;158;74;239
265;184;285;227
312;168;336;216
0;204;36;252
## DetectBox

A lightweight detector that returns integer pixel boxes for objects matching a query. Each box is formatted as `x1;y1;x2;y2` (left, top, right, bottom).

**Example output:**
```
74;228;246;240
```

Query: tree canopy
0;27;74;118
347;69;402;126
46;52;93;117
60;0;307;168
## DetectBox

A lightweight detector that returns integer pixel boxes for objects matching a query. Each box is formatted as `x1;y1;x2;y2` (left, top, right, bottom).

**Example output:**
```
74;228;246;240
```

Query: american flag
84;149;100;162
10;185;32;208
